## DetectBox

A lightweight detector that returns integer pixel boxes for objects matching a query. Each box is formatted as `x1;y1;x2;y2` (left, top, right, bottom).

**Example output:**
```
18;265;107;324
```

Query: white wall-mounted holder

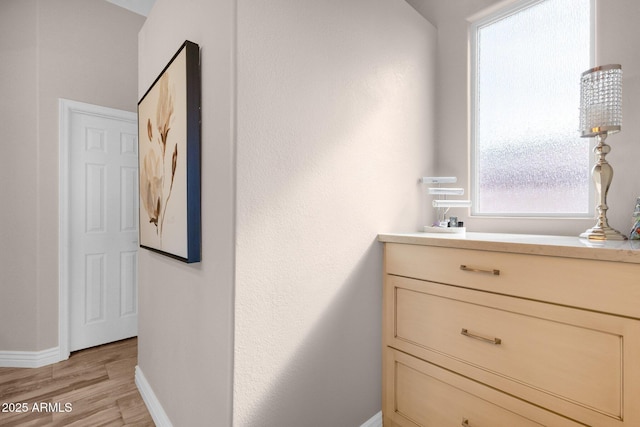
421;176;471;234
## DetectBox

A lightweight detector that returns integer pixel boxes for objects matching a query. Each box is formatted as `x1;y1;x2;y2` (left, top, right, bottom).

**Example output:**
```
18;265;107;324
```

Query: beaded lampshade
579;64;622;137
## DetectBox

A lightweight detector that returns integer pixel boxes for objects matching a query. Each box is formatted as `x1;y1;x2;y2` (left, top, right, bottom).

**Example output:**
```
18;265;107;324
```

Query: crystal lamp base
580;225;627;241
579;132;628;241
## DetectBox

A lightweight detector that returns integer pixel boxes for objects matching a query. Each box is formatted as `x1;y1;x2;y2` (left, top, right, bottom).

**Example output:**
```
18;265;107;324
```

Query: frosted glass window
471;0;592;216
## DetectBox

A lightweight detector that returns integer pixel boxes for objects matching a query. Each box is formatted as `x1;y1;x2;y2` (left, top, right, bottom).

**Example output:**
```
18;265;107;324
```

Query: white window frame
469;0;596;218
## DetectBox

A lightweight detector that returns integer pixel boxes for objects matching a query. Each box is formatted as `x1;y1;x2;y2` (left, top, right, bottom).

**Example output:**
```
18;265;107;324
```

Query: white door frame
58;99;138;361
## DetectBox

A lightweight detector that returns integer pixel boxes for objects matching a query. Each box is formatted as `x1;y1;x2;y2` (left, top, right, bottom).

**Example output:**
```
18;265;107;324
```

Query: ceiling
404;0;506;25
105;0;156;17
104;0;506;24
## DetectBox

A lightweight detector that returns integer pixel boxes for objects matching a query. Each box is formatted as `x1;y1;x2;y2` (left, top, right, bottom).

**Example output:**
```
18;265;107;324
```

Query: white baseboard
135;366;174;427
361;411;382;427
0;347;60;368
135;365;377;427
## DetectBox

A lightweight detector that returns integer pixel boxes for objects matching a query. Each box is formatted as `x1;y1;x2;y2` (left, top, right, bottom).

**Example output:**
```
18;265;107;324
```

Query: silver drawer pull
460;264;500;275
461;418;470;426
461;328;502;345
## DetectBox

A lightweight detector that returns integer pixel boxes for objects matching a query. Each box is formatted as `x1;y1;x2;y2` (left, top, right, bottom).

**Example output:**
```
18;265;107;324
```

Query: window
471;0;593;216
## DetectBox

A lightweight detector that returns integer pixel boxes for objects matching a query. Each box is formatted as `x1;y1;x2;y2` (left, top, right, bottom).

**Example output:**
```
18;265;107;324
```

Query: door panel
69;108;138;352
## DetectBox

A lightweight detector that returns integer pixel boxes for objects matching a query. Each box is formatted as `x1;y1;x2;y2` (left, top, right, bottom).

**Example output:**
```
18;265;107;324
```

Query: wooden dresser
378;232;640;427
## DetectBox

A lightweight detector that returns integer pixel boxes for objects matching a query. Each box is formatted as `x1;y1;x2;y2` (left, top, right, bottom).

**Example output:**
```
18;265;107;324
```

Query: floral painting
138;41;201;263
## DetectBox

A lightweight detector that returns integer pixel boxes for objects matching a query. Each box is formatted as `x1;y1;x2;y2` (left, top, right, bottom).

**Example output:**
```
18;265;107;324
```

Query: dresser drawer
384;243;640;319
384;275;640;426
383;348;582;427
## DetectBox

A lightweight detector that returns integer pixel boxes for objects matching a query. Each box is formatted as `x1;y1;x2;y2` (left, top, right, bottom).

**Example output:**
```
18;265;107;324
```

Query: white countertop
378;231;640;264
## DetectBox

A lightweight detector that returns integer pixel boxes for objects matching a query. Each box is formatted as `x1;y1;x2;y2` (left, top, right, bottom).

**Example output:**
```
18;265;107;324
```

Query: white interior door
67;103;139;352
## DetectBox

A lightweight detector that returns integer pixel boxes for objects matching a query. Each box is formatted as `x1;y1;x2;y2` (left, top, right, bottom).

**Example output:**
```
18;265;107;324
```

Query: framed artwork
138;40;201;263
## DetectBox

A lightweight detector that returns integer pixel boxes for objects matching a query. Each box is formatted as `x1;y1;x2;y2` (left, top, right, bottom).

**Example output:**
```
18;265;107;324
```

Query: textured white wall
234;0;435;425
0;0;143;352
137;0;236;425
138;0;434;424
0;0;39;351
595;0;640;236
409;0;640;236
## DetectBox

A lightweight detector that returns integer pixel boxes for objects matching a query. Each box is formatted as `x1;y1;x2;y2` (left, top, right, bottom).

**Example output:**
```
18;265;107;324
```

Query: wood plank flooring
0;338;154;426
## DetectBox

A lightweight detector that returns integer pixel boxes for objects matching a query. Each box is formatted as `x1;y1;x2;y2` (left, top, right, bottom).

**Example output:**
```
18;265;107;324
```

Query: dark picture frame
138;40;201;263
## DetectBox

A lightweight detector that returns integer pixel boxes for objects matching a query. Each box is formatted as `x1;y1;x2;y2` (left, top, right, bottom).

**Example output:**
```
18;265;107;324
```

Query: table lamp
579;64;627;240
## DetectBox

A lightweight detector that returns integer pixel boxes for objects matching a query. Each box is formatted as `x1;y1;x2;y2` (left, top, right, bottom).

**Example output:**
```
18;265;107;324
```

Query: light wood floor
0;337;154;426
